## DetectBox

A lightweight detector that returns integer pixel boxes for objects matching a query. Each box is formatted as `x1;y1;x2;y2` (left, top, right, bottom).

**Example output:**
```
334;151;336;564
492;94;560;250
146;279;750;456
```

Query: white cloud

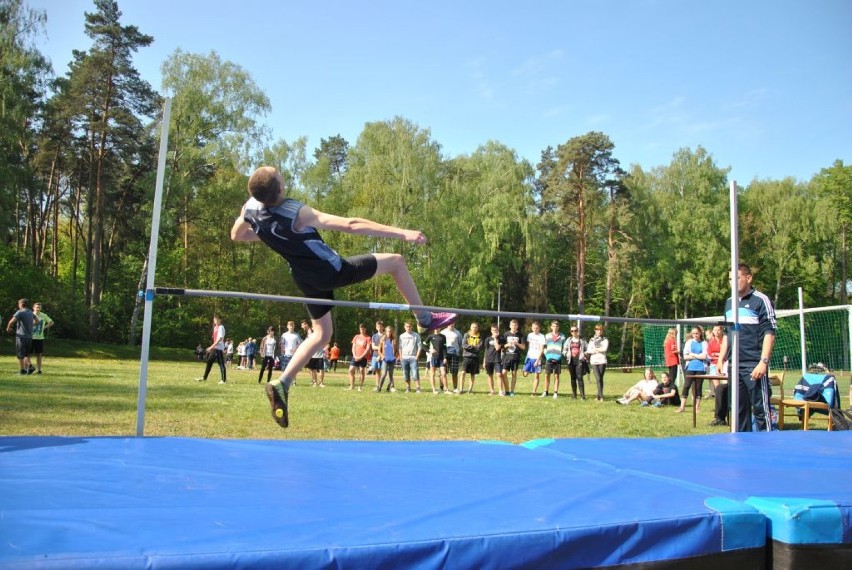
466;59;496;102
722;88;769;110
512;49;565;76
513;50;564;96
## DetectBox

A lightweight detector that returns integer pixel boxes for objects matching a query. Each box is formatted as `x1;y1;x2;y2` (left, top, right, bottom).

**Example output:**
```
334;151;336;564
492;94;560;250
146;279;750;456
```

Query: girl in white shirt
258;327;278;384
586;325;609;402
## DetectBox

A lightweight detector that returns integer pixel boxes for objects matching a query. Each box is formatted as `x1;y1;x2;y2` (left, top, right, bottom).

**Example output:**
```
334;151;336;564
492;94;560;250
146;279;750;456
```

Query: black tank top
243;198;342;284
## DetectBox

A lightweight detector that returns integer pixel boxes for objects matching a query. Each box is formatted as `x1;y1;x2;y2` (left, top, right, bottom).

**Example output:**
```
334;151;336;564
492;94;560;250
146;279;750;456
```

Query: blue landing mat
532;432;852;547
1;433;848;569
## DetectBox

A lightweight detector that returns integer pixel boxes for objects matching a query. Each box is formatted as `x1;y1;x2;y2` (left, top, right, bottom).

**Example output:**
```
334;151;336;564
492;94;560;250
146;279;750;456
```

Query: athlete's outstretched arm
296;206;427;245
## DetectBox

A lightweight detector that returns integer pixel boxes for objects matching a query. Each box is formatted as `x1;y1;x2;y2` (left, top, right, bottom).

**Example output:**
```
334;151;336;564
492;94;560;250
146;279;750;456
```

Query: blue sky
27;0;852;184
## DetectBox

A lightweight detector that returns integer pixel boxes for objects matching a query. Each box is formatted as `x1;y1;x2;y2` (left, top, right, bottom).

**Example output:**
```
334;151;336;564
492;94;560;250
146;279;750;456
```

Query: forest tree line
2;0;851;363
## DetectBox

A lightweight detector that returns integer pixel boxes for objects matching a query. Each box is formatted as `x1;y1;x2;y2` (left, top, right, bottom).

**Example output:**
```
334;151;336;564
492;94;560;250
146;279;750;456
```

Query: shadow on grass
0;337;194;361
0;435;90;453
0;373;231;415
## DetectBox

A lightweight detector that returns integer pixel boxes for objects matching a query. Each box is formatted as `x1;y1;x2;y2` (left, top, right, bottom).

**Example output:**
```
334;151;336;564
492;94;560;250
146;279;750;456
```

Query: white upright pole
136;98;172;437
799;287;807;376
729;181;740;433
848;306;852;406
848;305;852;372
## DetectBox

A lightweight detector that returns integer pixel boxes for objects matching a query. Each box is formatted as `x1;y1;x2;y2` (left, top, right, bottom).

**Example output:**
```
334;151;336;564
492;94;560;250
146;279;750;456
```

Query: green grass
0;339;824;440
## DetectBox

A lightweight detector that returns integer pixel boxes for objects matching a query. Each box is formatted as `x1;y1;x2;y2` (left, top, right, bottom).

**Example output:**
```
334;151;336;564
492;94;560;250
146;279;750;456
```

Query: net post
798;287;807;376
848;305;852;406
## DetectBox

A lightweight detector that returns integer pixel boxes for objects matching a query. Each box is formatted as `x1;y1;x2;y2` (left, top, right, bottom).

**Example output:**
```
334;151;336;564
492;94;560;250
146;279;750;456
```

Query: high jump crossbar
154;287;733;328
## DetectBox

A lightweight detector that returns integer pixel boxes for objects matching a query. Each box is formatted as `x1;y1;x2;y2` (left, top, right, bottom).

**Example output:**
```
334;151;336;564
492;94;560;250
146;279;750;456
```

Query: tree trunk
85;128;95;311
605;208;615;318
617;293;634;365
90;69;115;339
90;150;104;338
182;193;189;285
50;154;60;276
70;169;82;324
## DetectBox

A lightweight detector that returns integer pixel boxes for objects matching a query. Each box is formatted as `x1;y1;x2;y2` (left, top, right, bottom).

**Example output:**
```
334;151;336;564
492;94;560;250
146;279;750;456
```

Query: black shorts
307;357;324;371
31;339;45;354
501;357;520;372
349;357;368;368
485;361;502;375
15;337;32;359
545;360;561;375
445;354;460;374
462;356;480;375
296;254;378;320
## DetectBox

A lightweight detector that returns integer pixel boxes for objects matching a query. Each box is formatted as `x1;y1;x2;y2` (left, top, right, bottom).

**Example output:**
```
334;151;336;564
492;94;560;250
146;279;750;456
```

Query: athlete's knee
318;327;333;345
378;253;406;273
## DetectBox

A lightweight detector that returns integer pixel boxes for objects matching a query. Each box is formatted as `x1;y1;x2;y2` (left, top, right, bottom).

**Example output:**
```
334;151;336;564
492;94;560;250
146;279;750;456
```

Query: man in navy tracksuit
717;263;777;432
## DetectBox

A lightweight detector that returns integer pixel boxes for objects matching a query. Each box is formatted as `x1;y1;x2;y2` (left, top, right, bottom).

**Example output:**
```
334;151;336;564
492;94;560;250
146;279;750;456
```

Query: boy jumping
231;166;456;427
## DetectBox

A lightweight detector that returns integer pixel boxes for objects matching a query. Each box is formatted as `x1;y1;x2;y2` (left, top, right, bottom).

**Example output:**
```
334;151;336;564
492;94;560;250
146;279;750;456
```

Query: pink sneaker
420;312;457;330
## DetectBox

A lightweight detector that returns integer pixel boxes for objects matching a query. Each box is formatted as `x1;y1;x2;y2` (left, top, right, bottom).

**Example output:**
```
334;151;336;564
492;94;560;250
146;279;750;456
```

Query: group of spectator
343;319;613;399
196;318;343;387
661;324;730;417
190;264;776;434
616;368;681;407
234;338;258;370
347;320;428;393
655;263;778;433
5;298;55;375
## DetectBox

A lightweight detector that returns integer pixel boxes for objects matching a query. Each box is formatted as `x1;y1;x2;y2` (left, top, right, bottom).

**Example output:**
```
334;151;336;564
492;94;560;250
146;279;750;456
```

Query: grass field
0;339;825;440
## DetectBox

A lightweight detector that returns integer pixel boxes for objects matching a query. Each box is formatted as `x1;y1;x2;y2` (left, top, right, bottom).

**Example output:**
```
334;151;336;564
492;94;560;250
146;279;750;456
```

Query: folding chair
778;372;841;430
768;372;785;408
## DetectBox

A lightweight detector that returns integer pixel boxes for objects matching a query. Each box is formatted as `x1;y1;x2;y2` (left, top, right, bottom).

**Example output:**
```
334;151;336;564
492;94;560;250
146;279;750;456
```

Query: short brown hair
248;167;283;205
